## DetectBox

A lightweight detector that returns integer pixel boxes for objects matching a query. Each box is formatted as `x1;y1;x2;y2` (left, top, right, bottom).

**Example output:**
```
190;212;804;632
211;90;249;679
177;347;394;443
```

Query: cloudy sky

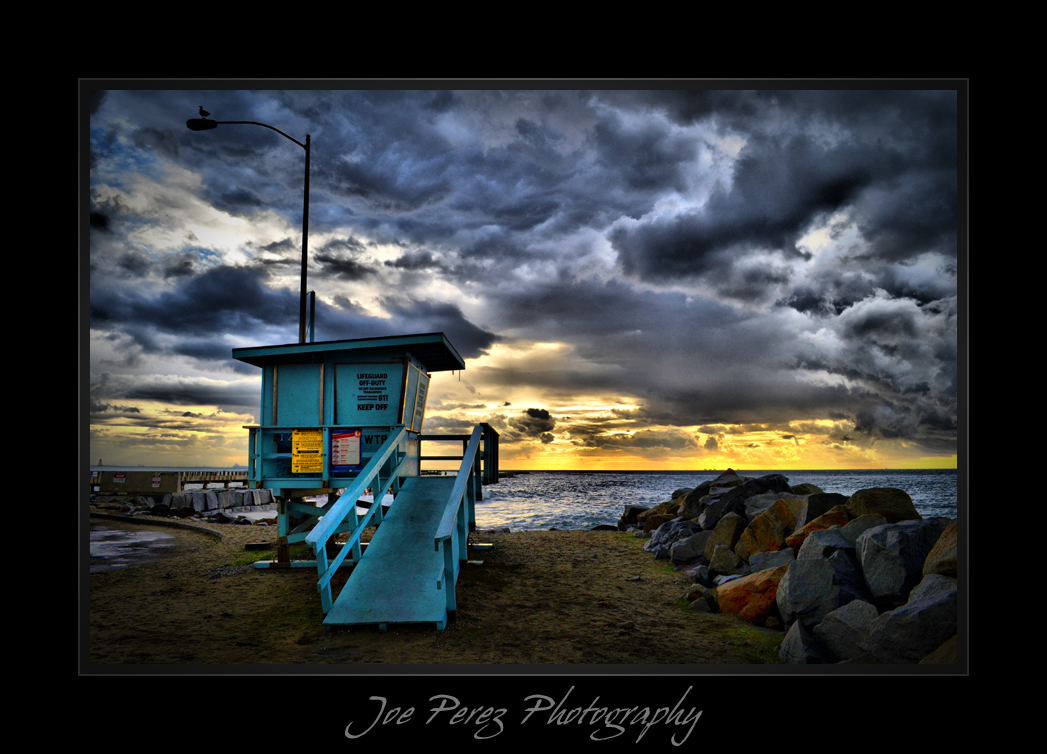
85;83;963;471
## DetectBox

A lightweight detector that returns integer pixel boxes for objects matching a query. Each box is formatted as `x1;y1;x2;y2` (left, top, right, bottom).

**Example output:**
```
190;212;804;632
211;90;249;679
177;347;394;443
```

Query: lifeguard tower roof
231;331;466;372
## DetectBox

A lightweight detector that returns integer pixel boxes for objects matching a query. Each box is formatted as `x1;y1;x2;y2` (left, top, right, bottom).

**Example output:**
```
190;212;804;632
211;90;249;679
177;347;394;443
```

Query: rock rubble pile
91;488;277;525
619;469;958;664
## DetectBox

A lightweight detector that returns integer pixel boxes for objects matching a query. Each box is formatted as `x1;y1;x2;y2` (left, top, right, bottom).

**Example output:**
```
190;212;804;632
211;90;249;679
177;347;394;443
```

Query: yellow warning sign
292;429;324;473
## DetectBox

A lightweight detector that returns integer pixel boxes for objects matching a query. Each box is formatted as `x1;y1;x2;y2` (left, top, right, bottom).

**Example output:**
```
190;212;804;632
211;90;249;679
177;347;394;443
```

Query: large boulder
708;544;747;576
865;574;957;663
776;551;873;627
811;599;880;662
703;512;748;562
744;491;807;521
779;620;828;664
923;520;958;577
709;469;747;488
669;530;713;564
643;519;703;559
785;504;851;552
734;498;807;562
216;489;240;509
857;518;953;608
618;505;650;530
677;491;713;520
716;563;790;626
799;493;850;525
839;514;888;544
846;488;921;523
637;498;681;526
790;483;824;495
796;527;855;561
676;471;743;518
701;474;793;530
643;514;676;533
749;548;796;572
246;488;274;506
188;490;220;512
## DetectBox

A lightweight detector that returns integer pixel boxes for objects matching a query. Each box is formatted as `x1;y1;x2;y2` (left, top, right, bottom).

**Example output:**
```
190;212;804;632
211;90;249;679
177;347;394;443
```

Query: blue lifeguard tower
232;332;498;630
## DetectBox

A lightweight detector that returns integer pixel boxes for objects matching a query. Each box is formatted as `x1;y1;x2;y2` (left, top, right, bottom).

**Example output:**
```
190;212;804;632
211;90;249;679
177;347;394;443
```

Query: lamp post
187;116;311;344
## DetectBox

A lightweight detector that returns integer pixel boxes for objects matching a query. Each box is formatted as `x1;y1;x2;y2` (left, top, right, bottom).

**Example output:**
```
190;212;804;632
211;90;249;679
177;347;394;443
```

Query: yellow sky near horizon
88;343;957;472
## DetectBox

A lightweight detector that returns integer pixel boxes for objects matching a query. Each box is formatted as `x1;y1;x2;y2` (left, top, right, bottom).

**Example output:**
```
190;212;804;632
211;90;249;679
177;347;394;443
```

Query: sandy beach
85;512;785;667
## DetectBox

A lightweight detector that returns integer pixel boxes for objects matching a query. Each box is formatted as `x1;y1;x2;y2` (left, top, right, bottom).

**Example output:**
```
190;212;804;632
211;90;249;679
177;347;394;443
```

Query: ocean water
474;469;959;532
166;467;959;532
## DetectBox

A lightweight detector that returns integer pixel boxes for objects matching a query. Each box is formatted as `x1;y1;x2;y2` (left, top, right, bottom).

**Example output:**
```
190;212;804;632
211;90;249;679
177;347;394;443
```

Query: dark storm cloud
569;425;700;455
612;134;892;282
210;185;267;215
377;299;499;358
592;109;698;193
131;127;180;160
91;259;498;366
857;171;957;262
117;251;152;276
91;265;299;338
314;237;378;280
518;407;555;430
610;90;957;289
384;250;451;274
89;86;961;462
124;380;257;409
91;400;140;415
90;371;259;417
491;407;558;445
314;254;376;280
163;253;196;278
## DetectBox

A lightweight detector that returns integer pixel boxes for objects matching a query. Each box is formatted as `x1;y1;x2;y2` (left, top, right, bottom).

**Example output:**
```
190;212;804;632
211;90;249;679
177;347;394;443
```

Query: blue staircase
323;476;457;629
305;425;484;630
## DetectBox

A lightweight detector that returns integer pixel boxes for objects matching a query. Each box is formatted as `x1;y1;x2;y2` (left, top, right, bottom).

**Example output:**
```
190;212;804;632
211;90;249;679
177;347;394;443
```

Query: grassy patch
724;622;785;663
228;549;276;567
226;542;314;567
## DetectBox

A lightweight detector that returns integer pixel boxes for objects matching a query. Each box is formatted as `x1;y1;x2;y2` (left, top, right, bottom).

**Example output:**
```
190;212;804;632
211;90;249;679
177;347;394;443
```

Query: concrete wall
96;471;182;494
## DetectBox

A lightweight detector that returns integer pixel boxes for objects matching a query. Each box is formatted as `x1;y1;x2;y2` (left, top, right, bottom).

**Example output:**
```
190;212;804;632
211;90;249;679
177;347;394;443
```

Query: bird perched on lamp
199;106;210;117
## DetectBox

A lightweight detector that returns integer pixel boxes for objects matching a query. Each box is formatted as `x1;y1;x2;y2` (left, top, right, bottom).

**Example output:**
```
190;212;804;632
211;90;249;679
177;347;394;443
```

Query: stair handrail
432;425;482;616
306;426;407;557
435;425;482;546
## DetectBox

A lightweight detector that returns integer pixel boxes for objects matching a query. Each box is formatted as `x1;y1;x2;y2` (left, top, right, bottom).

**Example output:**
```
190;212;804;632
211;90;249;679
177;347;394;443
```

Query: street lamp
187;115;311;344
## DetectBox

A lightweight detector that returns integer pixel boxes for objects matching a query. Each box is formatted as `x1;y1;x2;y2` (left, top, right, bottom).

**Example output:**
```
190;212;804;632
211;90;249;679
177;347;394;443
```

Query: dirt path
85;515;784;667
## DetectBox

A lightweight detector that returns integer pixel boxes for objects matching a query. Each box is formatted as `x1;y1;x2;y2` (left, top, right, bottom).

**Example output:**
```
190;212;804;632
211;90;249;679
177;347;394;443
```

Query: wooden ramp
324;475;458;630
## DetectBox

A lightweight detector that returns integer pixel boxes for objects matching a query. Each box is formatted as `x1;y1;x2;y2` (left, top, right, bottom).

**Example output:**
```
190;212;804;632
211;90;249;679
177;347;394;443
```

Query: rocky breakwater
618;470;958;665
91;487;277;525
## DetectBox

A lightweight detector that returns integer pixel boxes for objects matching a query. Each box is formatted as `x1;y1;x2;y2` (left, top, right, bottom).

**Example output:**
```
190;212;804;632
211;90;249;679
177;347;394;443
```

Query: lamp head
186;118;218;131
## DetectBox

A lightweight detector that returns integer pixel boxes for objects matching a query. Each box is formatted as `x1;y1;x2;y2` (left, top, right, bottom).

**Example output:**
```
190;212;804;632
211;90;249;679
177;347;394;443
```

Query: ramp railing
433;425;482;614
306;427;409;613
419;422;498;498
